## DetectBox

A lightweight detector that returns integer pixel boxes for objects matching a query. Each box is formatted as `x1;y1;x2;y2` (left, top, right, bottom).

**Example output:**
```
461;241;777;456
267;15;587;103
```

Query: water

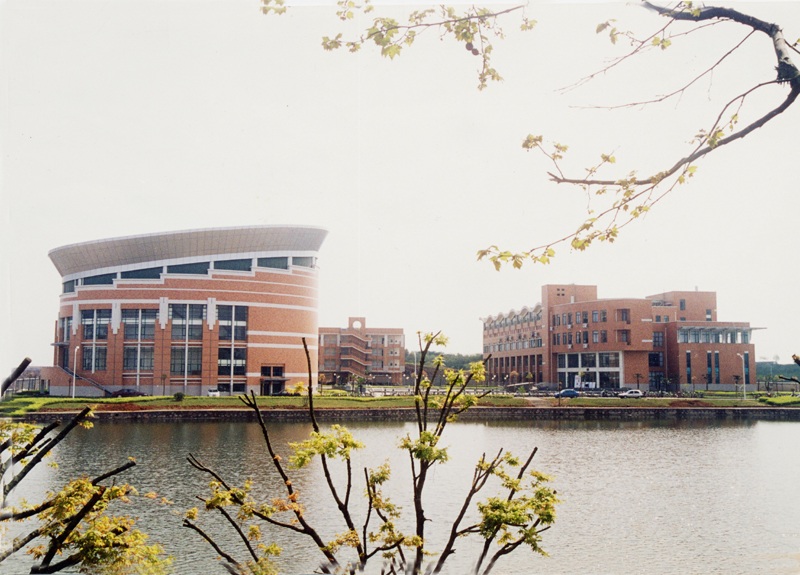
6;419;800;574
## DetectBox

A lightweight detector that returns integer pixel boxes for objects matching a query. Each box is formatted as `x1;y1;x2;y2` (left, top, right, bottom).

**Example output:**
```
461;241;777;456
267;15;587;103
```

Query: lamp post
736;353;746;401
72;345;80;399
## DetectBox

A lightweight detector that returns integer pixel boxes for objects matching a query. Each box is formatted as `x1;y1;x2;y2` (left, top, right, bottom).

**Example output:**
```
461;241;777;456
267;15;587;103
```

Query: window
171;347;202;376
83;273;116;285
600;330;608;343
581;311;589;324
167;262;209;275
81;309;111;340
123;346;154;371
261;366;284;378
123;309;157;340
592;310;599;323
121;267;162;279
618;330;630;344
706;309;713;321
581;353;596;368
63;280;75;294
258;257;289;269
592;331;599;344
744;351;750;385
217;305;247;341
214;258;252;271
649;352;664;367
170;304;205;341
599;353;619;368
218;347;247;376
568;354;579;368
655;315;662;323
619;309;630;323
60;317;72;343
82;346;107;371
680;299;686;311
292;256;315;268
653;332;664;347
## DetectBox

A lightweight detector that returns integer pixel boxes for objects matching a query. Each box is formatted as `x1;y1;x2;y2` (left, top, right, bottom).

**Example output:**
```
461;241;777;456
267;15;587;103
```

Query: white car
618;389;645;399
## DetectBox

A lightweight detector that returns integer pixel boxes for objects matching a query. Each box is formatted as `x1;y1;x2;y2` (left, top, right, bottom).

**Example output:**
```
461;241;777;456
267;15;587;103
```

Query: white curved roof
49;225;328;278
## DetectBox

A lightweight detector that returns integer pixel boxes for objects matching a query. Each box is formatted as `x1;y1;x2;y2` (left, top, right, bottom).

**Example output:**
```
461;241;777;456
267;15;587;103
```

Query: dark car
554;389;580;398
111;388;148;397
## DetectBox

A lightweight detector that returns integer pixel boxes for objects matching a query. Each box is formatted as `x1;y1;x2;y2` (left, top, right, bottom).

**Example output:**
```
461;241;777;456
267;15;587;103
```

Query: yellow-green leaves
289;424;364;468
399;430;449;463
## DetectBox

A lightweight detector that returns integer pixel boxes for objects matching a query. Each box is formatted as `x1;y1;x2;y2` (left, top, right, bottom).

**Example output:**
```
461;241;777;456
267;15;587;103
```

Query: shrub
173;392;185;402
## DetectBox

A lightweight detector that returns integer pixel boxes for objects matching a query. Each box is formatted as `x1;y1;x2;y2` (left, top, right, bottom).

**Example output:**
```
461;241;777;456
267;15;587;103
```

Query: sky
2;0;799;373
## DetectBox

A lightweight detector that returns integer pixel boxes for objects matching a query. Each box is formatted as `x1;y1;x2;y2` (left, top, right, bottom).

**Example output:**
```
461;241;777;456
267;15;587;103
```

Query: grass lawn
0;394;531;417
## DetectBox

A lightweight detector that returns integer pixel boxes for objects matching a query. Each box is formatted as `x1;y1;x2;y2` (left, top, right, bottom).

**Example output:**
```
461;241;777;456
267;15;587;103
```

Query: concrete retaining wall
21;406;800;424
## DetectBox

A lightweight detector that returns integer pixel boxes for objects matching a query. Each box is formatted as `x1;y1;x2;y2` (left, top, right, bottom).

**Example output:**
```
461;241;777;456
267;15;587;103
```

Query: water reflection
9;419;800;575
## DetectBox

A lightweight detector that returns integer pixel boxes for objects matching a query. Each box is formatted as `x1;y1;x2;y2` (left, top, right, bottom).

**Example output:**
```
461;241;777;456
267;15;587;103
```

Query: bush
173;392;185;402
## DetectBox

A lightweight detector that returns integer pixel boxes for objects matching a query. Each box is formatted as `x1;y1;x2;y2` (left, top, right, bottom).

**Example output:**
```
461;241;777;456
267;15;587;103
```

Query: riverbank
19;404;800;423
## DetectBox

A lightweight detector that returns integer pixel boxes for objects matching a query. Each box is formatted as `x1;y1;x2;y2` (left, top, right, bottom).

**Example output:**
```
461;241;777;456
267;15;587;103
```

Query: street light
736;353;746;401
72;345;80;399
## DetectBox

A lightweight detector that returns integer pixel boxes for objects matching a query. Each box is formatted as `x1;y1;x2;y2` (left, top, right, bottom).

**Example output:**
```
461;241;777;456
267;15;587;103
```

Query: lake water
6;418;800;575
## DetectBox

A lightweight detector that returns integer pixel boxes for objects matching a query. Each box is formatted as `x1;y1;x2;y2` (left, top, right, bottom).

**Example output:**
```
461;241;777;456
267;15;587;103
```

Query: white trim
247;343;318;350
248;331;318;339
58;298;318;313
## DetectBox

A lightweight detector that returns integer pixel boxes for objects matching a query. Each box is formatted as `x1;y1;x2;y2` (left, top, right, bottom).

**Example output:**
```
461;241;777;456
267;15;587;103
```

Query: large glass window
218;347;247;376
81;309;111;340
257;257;288;269
653;331;664;347
170;304;205;341
217;305;247;341
123;346;154;371
171;347;202;376
214;258;252;271
82;346;107;371
167;262;210;275
599;353;620;368
123;309;157;340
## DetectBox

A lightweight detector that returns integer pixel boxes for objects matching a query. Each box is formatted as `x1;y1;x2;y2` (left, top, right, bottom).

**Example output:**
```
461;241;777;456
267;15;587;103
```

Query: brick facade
48;226;327;397
483;285;756;392
318;317;405;385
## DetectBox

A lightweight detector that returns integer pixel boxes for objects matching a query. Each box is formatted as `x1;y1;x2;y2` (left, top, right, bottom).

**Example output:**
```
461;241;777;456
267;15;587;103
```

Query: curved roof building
49;225;327;397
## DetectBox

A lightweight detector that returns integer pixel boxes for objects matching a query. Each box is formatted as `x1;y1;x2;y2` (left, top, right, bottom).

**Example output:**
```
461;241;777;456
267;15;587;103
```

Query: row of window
81;345;248;377
484;309;543;330
485;338;544;353
70;305;247;342
552;310;608;327
557;352;621;369
62;256;316;293
677;329;750;344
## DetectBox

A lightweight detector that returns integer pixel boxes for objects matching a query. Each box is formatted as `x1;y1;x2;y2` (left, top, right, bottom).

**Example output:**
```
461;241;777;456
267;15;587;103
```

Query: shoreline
19;405;800;423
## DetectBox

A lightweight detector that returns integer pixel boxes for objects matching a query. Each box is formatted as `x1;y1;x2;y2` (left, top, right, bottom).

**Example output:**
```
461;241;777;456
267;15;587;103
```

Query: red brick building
483;284;756;393
318;317;405;385
48;226;327;397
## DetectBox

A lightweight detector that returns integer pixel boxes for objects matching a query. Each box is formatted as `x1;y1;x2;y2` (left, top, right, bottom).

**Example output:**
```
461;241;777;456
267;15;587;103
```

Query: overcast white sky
2;0;799;373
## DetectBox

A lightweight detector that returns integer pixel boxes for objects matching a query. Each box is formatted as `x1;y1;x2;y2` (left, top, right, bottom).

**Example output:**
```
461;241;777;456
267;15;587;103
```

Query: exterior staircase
60;367;114;397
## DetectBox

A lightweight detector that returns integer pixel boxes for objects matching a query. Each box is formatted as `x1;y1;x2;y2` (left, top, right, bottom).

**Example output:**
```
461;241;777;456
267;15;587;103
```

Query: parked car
554;389;580;398
111;388;148;397
618;389;645;399
207;389;220;397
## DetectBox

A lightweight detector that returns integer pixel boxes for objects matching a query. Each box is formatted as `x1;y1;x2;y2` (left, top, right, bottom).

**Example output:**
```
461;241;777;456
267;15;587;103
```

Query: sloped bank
22;406;800;423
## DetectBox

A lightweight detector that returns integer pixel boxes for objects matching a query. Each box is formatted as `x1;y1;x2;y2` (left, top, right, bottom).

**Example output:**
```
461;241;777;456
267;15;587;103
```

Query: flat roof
49;225;328;277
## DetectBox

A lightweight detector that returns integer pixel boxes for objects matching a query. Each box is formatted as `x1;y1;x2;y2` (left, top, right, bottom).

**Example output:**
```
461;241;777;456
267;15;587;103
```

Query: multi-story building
318;317;405;385
47;226;327;397
482;284;756;392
